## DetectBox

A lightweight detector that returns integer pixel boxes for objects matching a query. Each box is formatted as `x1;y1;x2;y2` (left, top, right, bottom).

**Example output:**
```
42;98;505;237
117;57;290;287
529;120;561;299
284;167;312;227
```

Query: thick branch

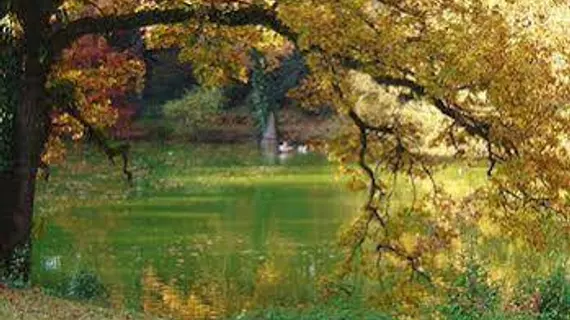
348;109;395;135
50;4;296;54
347;110;393;227
51;1;498;152
368;73;492;142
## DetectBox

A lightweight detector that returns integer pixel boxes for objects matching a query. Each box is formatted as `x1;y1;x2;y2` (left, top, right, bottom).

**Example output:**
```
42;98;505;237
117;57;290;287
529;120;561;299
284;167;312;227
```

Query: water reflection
33;144;358;317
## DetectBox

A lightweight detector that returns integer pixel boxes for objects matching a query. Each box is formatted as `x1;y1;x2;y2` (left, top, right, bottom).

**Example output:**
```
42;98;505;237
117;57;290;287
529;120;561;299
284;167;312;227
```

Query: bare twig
64;106;133;185
376;243;431;282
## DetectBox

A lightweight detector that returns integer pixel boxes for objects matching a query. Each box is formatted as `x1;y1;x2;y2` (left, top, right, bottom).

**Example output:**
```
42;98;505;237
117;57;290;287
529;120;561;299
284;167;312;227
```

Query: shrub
536;266;570;320
0;242;31;288
438;259;502;320
45;269;108;302
163;86;226;137
135;118;174;142
66;269;108;301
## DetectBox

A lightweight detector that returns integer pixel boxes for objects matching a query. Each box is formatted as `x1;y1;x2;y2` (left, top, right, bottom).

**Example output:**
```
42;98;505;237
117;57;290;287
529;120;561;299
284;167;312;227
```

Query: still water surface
33;144;362;311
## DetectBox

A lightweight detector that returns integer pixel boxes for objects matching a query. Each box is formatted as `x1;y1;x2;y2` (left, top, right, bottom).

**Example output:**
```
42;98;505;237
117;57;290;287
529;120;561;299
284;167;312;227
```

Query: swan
297;144;309;154
278;141;295;153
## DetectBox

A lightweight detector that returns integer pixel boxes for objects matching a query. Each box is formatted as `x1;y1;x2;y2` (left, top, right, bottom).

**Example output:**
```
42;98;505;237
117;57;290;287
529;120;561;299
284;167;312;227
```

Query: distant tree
162;86;226;137
249;47;306;149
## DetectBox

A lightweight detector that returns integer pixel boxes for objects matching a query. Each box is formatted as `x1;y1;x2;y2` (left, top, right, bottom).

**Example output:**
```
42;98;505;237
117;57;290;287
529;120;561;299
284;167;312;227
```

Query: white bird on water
278;141;295;153
297;144;309;154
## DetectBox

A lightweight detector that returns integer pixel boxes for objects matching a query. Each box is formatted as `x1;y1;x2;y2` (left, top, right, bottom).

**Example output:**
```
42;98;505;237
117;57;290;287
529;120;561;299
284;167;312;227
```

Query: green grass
0;289;389;320
228;304;392;320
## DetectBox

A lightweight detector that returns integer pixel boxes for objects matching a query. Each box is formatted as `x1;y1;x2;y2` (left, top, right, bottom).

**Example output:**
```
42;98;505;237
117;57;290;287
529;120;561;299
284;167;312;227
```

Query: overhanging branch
50;1;509;181
51;0;500;152
64;106;133;184
50;4;297;54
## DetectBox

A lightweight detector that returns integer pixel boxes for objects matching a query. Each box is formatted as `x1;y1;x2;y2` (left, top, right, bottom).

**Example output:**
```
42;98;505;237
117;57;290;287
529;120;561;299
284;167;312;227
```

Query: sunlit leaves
45;33;145;163
270;1;570;315
145;20;289;86
25;0;570;315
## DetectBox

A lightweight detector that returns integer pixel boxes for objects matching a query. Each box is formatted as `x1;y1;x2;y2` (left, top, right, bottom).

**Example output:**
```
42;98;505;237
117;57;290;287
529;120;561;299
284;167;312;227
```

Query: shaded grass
0;289;160;320
227;304;392;320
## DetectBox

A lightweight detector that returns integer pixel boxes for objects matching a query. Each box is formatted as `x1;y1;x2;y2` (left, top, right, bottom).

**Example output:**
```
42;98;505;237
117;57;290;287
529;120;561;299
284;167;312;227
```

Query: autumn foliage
44;32;145;163
4;0;570;317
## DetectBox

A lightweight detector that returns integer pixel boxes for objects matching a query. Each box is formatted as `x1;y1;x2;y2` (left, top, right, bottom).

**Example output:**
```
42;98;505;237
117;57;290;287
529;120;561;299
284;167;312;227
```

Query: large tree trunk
0;3;49;285
0;85;47;285
0;68;48;284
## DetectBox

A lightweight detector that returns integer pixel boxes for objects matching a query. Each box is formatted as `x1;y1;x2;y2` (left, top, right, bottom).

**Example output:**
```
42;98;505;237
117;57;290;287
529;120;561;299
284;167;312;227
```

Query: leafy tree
45;33;145;163
0;3;569;316
163;86;226;137
248;47;307;142
0;0;289;283
280;1;570;314
438;258;501;319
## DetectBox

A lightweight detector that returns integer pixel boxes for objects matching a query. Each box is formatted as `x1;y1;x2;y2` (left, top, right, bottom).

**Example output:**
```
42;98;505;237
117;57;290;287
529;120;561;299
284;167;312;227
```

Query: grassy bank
0;288;159;320
1;288;395;320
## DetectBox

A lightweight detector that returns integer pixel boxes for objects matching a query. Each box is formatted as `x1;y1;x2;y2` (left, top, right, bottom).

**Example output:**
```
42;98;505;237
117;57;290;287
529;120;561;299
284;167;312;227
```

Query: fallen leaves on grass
0;288;161;320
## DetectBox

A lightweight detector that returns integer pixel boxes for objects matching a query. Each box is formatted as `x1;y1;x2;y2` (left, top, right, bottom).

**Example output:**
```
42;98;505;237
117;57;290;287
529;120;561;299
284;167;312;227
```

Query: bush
434;258;570;320
66;270;108;301
45;269;108;302
0;242;31;288
163;86;226;137
536;266;570;320
438;259;503;320
136;118;174;142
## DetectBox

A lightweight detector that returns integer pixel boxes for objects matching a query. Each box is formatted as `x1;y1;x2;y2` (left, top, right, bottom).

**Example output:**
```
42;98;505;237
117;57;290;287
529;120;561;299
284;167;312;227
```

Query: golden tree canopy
7;0;570;314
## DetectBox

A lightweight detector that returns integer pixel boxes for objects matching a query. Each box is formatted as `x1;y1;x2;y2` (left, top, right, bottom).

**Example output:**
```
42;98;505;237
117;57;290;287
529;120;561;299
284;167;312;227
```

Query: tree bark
0;1;50;284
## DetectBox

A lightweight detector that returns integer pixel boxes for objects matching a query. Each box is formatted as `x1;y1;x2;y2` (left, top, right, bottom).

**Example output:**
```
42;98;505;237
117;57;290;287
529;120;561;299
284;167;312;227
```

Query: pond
33;143;365;316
